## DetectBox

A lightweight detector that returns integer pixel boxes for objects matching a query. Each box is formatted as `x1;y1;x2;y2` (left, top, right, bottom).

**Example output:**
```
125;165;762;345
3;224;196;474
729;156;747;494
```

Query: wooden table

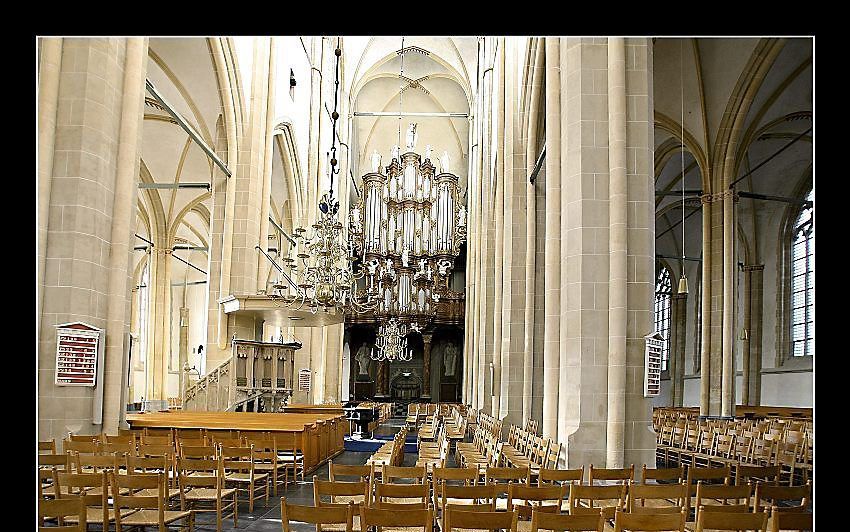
126;411;346;472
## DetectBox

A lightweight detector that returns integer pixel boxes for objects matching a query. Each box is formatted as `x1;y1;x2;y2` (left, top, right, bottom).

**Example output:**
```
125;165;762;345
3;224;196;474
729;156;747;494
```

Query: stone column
146;247;173;401
37;38;63;344
741;264;764;405
178;307;189;401
721;190;736;418
699;194;713;416
422;333;433;399
522;39;543;423
557;38;655;468
606;37;627;469
670;293;688;407
542;37;561;441
39;38;145;441
748;265;764;405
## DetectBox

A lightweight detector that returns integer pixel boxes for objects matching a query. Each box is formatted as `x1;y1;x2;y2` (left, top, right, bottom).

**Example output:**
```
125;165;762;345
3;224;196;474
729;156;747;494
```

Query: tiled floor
205;418;413;532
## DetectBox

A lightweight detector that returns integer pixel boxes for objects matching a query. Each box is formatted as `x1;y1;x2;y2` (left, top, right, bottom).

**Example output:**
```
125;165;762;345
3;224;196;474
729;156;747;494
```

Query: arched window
791;190;814;357
654;266;673;370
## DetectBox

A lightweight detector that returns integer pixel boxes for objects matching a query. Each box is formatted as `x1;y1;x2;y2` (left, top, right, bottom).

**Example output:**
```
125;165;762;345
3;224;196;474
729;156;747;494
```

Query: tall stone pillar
670;293;687;406
422;333;433;399
699;194;714;416
557;38;655;468
741;264;764;405
39;38;146;441
146;247;173;401
542;37;562;441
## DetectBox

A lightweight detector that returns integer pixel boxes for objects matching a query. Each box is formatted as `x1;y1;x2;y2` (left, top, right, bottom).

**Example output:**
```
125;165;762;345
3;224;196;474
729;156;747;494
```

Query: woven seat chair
178;457;237;532
110;471;194;532
612;507;687;532
38;495;86;532
530;508;603;532
281;498;354;532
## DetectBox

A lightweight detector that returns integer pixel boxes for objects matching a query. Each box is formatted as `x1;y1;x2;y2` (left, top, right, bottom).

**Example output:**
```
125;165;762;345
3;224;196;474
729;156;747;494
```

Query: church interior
37;36;814;531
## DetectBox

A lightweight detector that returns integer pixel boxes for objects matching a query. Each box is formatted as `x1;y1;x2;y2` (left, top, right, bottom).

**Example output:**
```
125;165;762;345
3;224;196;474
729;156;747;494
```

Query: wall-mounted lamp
289;68;297;88
739;329;749;341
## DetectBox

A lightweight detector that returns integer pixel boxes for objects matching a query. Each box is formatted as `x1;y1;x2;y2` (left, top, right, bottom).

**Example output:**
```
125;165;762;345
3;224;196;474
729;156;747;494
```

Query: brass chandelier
371;318;413;361
264;40;378;315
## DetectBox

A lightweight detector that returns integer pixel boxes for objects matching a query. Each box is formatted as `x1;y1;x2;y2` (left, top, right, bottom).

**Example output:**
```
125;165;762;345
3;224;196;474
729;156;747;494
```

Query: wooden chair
382;465;427;484
433;466;480;512
507;484;565;532
314;476;369;532
537;467;584;487
612;507;687;532
694;507;769;532
359;506;433;532
373;481;430;509
39;454;71;499
736;465;780;486
111;471;194;532
39;439;58;454
250;439;285;496
38;495;86;532
530;509;604;532
127;455;182;508
64;440;102;455
694;481;752;512
329;461;373;482
444;508;518;532
70;452;123;475
220;445;268;512
626;480;687;514
568;484;626;520
55;471;116;528
276;432;305;484
769;506;812;532
753;482;811;513
179;444;217;460
685;465;731;512
588;464;634;486
640;465;684;484
281;498;353;532
177;457;237;532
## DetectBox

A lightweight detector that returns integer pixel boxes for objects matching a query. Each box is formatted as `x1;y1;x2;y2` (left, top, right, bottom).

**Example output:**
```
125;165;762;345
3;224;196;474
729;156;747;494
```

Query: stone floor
201;417;414;532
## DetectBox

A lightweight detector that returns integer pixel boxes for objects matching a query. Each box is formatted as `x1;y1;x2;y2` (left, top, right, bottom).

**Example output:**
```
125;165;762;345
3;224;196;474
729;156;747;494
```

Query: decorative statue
385;258;394;274
418;258;427;275
349;205;362;234
405;123;418;151
355;345;371;376
437;259;452;277
444;343;458;377
439;151;451;174
425;144;433;161
391;144;400;161
457;205;467;227
401;248;410;268
370;150;382;173
366;259;379;276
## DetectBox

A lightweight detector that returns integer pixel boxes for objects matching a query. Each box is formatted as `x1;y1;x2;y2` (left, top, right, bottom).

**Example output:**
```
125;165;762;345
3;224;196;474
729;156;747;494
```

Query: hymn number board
55;322;103;386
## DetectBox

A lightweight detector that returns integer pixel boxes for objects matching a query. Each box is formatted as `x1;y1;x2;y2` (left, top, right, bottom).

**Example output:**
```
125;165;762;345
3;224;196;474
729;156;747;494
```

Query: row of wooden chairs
306;474;811;532
657;423;811;486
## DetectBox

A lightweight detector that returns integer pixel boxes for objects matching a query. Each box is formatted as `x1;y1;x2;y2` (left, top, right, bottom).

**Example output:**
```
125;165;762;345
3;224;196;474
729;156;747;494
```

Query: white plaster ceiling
347;37;474;197
138;38;220;282
653;37;813;269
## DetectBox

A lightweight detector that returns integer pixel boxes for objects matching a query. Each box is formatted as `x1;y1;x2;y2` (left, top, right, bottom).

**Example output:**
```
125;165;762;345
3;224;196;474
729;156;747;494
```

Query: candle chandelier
371;318;413;362
264;40;378;315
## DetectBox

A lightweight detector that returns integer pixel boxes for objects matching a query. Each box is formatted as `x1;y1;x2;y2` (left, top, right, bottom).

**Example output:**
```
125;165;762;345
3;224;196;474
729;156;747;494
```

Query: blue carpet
344;437;418;454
